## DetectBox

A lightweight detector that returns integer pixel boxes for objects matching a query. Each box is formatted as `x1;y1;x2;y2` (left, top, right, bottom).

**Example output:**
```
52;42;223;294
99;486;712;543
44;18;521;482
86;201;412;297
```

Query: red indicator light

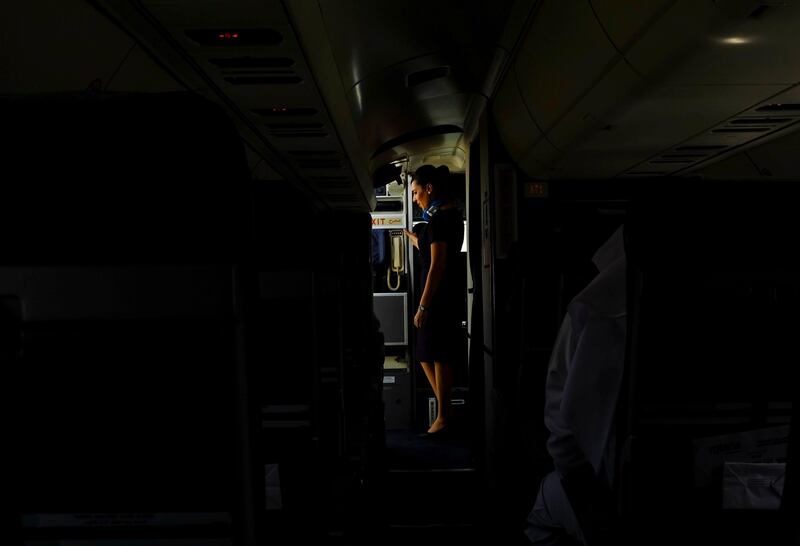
233;33;239;38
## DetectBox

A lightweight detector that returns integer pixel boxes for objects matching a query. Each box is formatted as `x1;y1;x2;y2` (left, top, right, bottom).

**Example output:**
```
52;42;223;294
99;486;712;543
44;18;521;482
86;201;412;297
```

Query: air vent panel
729;117;791;125
406;66;450;87
296;159;343;169
265;122;324;130
270;132;329;138
311;176;350;182
224;76;302;85
208;57;294;69
288;150;338;157
266;122;328;139
253;107;319;117
710;127;771;133
755;103;800;112
675;145;729;151
649;159;695;164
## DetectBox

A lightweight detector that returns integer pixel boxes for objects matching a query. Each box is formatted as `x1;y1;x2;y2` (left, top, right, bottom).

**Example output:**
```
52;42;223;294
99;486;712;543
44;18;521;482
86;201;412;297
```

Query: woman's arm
414;240;447;328
404;228;418;250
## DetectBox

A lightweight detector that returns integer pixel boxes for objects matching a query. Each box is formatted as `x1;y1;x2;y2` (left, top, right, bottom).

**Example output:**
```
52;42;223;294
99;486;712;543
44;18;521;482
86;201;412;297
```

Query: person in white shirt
525;226;627;545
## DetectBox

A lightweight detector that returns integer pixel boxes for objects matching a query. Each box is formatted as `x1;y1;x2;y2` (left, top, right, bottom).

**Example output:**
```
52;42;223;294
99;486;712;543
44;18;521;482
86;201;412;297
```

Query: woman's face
411;179;432;211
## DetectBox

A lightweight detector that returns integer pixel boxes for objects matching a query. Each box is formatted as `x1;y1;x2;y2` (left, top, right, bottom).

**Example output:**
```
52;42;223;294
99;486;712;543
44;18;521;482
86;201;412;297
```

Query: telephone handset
387;229;405;291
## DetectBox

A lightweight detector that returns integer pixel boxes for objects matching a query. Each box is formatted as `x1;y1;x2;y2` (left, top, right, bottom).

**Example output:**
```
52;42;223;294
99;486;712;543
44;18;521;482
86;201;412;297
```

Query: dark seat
616;187;797;544
2;92;252;543
0;92;250;263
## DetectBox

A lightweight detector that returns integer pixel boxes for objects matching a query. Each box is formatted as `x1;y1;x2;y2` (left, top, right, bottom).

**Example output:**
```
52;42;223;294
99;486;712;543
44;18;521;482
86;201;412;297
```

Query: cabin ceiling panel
693;153;762;179
626;3;800;86
342;50;494;156
348;57;472;154
492;65;544;160
217;77;319;102
527;82;787;179
227;93;324;115
616;84;792;175
316;0;434;91
420;146;466;172
102;47;187;92
589;0;677;54
281;0;381;206
546;61;643;151
316;0;515;91
513;0;619;134
517;137;559;178
495;0;800;181
745;83;800;115
616;0;800;86
604;83;787;150
104;0;375;210
697;127;800;179
551;151;662;179
143;0;288;26
1;2;181;94
370;132;466;174
245;145;283;181
311;0;518;175
619;1;723;80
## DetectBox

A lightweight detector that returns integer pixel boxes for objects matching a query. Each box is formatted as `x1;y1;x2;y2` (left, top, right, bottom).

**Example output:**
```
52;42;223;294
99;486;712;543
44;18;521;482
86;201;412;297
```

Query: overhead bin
493;0;800;178
492;66;543;159
513;0;621;135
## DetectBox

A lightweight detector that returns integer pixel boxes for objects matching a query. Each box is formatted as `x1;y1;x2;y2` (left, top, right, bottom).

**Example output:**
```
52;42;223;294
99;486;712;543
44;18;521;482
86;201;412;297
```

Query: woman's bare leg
429;361;454;433
420;360;438;409
420;361;437;391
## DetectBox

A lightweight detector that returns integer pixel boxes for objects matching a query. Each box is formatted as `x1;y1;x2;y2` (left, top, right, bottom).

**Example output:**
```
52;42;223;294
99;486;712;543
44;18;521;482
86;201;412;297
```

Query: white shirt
544;227;627;486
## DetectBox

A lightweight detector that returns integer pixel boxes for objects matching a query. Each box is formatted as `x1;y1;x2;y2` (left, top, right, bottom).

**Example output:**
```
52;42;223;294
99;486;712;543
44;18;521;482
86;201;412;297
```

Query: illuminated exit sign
371;214;405;228
525;181;549;198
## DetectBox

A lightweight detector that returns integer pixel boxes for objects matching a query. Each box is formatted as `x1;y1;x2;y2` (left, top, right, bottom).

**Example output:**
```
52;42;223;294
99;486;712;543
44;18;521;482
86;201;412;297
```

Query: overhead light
719;36;751;45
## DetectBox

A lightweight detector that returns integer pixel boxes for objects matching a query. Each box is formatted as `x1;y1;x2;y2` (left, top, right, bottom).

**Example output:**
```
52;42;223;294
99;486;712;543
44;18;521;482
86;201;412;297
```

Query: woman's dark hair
412;164;451;196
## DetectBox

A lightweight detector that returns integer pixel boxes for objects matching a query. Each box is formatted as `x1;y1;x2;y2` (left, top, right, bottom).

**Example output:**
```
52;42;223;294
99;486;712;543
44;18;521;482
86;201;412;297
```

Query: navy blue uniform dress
416;206;465;364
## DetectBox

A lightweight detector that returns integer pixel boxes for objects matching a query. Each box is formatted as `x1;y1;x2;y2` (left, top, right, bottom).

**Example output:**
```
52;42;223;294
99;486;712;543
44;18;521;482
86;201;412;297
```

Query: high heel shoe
425;424;449;437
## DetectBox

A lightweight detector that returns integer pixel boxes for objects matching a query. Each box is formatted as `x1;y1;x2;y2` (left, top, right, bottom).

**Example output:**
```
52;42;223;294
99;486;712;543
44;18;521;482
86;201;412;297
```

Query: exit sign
525;181;549;198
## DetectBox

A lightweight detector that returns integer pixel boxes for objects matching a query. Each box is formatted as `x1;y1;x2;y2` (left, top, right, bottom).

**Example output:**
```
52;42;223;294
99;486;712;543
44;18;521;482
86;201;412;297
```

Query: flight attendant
404;164;465;435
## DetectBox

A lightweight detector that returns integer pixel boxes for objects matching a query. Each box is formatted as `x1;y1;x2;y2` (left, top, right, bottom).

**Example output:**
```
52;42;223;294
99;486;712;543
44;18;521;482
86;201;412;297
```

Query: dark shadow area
385;426;474;470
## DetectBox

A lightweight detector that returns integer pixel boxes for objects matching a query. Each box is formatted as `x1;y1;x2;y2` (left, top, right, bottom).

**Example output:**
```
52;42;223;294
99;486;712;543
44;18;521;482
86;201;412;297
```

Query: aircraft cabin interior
3;1;798;545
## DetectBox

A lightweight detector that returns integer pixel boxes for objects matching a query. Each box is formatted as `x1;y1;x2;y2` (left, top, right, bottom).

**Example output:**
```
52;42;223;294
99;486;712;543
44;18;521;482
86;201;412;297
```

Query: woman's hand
404;228;419;250
414;306;427;328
